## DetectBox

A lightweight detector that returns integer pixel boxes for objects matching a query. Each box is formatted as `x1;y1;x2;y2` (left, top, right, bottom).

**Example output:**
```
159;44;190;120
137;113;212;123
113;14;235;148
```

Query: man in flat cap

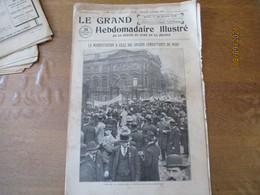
109;127;140;181
80;141;108;181
164;154;189;181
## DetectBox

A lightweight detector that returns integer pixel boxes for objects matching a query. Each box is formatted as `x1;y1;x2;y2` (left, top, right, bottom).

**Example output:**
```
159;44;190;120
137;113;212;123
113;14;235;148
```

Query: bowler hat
86;141;99;151
144;131;156;141
164;154;189;168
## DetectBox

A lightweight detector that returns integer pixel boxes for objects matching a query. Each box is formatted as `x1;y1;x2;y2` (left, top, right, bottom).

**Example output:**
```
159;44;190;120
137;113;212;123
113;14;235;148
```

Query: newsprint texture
66;1;211;194
0;0;53;74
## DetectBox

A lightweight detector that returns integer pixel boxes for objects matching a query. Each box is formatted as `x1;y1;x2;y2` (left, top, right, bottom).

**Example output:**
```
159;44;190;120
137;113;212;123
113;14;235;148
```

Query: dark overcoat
109;145;140;181
157;122;170;150
103;117;118;137
80;150;106;181
131;130;145;151
82;124;96;144
142;143;160;181
167;126;181;155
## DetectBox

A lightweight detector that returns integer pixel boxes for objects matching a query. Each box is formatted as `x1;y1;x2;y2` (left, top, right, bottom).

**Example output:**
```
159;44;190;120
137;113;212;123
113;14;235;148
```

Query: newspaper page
0;0;53;58
0;45;38;74
66;1;211;194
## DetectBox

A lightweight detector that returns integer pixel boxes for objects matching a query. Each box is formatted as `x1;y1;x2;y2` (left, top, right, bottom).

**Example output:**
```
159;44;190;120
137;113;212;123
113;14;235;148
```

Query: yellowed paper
66;1;211;194
0;0;53;58
0;45;38;67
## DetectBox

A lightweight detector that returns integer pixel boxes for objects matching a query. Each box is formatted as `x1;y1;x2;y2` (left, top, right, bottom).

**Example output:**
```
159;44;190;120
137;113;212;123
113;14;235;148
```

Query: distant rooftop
83;49;161;65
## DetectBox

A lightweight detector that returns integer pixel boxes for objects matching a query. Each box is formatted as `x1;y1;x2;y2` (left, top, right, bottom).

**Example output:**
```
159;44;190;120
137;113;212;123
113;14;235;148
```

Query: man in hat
180;117;189;157
157;114;171;161
103;112;118;138
109;128;140;181
114;126;137;148
164;154;189;181
96;115;106;144
167;119;181;155
126;115;134;130
140;131;160;181
100;124;116;165
120;107;128;126
80;141;109;181
131;122;145;152
82;116;97;145
142;115;158;137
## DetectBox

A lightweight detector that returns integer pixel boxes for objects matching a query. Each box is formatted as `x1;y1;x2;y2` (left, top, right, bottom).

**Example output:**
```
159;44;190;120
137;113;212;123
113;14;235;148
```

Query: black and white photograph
79;49;190;182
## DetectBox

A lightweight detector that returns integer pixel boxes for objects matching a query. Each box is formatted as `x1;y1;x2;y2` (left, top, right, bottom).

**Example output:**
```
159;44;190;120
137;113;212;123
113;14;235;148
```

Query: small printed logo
79;26;92;38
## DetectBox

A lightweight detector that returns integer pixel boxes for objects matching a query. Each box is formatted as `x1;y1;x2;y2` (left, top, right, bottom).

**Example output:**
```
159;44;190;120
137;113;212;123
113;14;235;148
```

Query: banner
94;94;122;106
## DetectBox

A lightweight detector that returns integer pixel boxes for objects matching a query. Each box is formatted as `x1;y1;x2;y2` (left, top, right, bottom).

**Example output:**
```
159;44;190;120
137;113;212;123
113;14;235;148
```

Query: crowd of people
80;98;190;182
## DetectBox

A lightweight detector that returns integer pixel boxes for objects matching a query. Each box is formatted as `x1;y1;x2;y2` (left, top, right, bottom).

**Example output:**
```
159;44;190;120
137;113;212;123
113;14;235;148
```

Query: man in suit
109;128;140;181
114;126;137;148
140;131;160;181
96;115;106;144
167;119;181;155
142;115;158;138
80;141;109;181
82;116;96;144
103;112;118;138
157;114;171;161
130;122;144;152
100;124;116;165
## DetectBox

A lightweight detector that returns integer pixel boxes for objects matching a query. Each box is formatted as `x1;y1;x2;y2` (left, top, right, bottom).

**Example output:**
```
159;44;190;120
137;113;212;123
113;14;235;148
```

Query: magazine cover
66;1;211;194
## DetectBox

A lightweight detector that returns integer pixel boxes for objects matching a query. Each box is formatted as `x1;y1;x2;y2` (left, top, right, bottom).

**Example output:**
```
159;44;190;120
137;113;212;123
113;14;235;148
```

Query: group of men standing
80;99;189;182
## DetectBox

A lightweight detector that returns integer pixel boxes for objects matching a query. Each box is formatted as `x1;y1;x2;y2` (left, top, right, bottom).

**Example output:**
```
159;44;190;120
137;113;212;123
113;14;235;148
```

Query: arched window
145;77;148;87
133;78;138;86
120;77;127;86
93;77;99;88
124;78;127;86
102;77;107;87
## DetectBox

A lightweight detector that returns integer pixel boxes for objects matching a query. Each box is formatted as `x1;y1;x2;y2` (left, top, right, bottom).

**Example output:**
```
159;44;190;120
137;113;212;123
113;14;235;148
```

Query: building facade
83;50;164;103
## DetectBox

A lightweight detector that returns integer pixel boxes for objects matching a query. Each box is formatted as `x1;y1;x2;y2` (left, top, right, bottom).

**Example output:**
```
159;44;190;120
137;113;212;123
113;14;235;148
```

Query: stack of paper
0;0;53;75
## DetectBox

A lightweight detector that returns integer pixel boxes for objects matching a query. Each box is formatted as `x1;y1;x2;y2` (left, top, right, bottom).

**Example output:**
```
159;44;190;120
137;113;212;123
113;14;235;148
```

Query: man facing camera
80;141;109;181
109;128;140;181
164;154;189;181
